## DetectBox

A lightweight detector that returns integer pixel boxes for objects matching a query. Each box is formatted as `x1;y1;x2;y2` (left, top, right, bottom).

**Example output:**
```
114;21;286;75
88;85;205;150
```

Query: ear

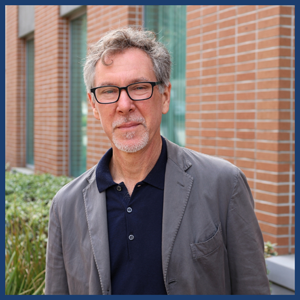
88;93;101;120
162;83;171;115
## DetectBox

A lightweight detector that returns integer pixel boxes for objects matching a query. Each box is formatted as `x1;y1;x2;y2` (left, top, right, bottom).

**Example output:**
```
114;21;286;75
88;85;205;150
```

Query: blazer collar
83;173;111;295
164;138;192;172
161;139;194;290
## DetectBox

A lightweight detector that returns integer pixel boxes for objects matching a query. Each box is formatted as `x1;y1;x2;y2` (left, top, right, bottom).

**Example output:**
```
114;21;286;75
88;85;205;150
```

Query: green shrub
264;241;278;259
5;171;72;295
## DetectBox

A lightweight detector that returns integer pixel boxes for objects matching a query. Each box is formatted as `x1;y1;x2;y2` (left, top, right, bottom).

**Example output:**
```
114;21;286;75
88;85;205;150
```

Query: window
144;5;187;146
26;38;34;166
70;13;87;177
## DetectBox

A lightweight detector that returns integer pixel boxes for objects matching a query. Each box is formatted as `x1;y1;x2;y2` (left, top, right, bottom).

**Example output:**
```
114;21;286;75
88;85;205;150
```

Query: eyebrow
96;77;150;87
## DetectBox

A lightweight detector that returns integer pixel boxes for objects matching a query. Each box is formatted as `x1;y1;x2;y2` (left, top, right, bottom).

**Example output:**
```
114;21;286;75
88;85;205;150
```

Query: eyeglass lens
95;82;153;103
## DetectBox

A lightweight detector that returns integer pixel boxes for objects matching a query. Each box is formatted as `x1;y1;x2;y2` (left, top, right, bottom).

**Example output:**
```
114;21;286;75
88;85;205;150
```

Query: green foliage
264;241;278;293
264;241;278;259
5;171;72;295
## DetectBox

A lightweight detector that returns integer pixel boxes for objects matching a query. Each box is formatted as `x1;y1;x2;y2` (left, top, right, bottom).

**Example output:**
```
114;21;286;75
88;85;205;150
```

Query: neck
109;135;162;196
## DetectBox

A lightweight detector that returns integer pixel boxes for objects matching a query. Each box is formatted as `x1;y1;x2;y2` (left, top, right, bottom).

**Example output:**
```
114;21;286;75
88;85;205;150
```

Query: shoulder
52;165;97;208
165;138;240;178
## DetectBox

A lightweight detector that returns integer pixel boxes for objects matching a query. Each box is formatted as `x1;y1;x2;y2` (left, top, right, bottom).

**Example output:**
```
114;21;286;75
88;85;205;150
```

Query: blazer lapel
83;173;111;295
162;151;193;284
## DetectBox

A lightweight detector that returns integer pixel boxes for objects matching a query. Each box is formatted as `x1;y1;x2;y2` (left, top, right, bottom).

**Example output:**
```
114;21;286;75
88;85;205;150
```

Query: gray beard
112;130;149;153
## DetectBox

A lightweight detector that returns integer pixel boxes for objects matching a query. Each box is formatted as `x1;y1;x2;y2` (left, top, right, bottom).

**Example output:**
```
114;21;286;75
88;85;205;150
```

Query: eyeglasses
90;81;162;104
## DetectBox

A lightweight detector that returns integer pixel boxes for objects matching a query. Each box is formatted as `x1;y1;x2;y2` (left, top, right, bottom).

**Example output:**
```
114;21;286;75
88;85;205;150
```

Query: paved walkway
271;282;294;295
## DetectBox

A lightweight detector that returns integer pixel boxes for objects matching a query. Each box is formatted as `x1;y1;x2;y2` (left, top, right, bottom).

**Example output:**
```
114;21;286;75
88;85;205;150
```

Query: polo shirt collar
96;148;115;193
142;136;166;190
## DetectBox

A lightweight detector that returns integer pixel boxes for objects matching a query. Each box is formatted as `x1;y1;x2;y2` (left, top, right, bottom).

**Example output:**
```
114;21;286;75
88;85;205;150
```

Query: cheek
98;110;113;131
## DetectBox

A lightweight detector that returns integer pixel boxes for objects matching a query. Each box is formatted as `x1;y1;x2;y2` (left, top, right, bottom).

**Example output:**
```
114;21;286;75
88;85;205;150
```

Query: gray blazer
45;138;270;295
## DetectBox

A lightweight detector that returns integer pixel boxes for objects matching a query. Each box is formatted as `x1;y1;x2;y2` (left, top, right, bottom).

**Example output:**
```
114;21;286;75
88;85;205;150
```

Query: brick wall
6;6;26;168
186;5;295;254
34;6;69;176
86;5;143;169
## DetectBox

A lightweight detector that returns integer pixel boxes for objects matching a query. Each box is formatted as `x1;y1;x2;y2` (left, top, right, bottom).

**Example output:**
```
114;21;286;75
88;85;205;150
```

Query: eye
131;84;150;91
100;87;118;94
104;90;114;94
135;85;147;90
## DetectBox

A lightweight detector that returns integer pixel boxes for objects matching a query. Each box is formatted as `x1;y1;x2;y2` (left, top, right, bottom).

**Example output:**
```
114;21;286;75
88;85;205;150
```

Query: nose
116;89;135;114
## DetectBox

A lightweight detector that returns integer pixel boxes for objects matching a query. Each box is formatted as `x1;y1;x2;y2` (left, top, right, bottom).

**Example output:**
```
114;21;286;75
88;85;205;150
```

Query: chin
112;131;149;153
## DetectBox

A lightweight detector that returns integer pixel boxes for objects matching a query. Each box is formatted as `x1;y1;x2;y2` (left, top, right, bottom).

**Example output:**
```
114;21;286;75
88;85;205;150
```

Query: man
45;28;270;295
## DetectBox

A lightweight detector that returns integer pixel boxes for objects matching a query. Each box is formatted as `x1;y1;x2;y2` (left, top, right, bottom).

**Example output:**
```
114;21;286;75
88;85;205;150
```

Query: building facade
5;5;294;255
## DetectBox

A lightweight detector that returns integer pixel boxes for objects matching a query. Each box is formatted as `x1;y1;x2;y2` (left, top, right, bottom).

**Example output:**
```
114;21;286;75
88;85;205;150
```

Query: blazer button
128;234;134;241
127;207;132;213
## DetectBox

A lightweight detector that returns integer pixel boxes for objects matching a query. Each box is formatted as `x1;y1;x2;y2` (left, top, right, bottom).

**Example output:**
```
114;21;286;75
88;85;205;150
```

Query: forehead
94;48;156;85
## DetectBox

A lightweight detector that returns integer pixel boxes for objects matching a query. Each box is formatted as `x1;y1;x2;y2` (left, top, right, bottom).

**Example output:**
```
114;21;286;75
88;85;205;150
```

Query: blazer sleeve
226;170;270;295
45;197;69;295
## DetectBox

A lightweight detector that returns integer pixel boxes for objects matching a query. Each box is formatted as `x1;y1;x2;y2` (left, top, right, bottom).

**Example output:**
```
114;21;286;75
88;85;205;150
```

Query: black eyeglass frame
90;81;162;104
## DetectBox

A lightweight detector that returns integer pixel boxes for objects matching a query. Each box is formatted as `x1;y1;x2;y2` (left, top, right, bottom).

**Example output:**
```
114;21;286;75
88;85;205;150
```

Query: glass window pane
145;5;187;146
70;13;87;177
26;39;34;165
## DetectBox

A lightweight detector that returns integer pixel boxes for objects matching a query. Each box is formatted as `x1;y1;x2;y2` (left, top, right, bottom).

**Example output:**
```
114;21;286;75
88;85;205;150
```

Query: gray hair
83;27;171;97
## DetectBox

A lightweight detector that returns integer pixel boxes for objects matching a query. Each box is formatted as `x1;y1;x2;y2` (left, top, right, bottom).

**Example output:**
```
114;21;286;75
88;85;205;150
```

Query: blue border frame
4;2;297;298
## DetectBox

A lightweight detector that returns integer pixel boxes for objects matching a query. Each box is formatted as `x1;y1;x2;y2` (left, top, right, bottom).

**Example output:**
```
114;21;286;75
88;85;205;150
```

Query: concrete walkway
271;282;294;295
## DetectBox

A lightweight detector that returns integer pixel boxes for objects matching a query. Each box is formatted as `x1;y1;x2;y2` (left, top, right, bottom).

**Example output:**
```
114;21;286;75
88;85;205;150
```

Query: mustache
112;117;146;129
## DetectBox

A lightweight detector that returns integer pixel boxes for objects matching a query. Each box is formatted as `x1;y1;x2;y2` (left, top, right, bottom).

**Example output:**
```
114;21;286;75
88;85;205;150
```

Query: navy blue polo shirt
96;137;167;295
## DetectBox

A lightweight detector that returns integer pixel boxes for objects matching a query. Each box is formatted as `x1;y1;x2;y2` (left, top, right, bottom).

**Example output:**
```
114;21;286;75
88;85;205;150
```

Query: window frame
25;34;35;169
68;10;88;177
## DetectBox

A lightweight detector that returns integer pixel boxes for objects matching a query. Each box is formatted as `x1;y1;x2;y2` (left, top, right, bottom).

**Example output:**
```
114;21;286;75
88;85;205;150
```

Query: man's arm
226;170;270;295
45;197;69;295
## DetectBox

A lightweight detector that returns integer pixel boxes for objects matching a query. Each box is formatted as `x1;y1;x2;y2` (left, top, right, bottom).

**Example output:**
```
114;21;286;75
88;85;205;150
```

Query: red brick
219;28;235;38
219;18;235;29
202;23;217;34
238;6;257;15
238;32;255;43
218;148;234;157
237;62;256;72
237;12;256;24
217;131;234;138
219;74;235;83
238;42;255;53
202;50;217;59
238;52;255;62
238;23;256;34
236;150;255;159
217;121;235;129
202;6;217;16
237;72;255;81
203;14;217;25
236;121;255;129
258;37;291;49
187;5;200;13
219;37;235;47
258;16;291;29
201;77;216;85
187;18;201;29
219;8;236;20
219;46;235;56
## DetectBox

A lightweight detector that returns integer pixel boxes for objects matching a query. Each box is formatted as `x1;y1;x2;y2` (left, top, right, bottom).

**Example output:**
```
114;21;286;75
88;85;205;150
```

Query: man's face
88;48;171;153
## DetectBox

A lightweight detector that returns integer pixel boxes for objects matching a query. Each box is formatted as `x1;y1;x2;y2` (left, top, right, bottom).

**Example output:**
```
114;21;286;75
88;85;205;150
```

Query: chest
105;182;166;294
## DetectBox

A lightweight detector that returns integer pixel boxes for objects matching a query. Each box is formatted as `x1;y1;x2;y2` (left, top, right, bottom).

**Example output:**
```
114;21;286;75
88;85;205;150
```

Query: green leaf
5;170;72;295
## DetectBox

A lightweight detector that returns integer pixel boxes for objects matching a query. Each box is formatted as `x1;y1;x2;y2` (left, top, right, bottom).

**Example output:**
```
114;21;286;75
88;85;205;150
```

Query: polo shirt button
127;207;132;213
128;234;134;241
116;185;122;191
